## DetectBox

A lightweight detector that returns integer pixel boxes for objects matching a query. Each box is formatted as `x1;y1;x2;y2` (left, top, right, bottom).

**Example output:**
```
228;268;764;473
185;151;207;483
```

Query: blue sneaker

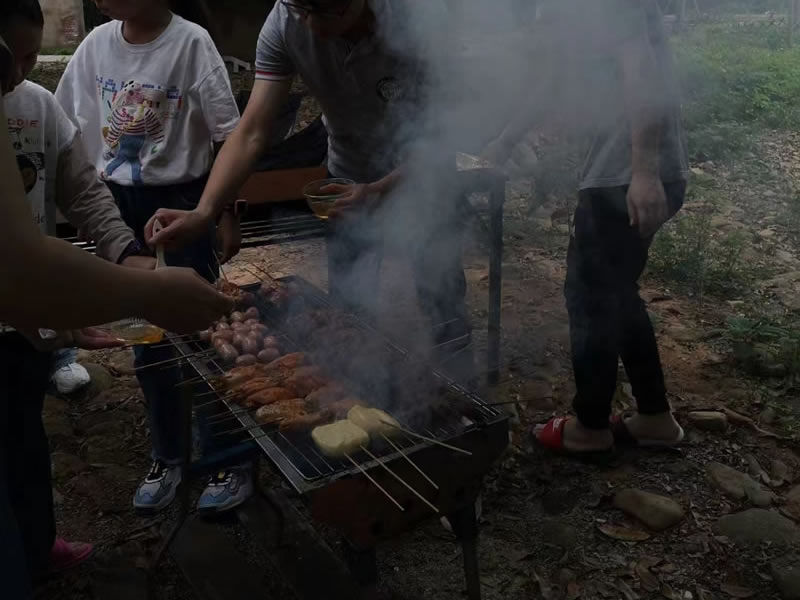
133;460;181;513
196;467;253;515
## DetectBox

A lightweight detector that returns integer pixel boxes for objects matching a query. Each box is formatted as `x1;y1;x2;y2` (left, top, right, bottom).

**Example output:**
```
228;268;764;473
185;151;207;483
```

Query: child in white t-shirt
56;0;248;515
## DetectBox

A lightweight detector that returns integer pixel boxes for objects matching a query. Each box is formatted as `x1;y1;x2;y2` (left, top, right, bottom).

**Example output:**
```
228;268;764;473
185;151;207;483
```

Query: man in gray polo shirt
487;0;689;454
147;0;473;378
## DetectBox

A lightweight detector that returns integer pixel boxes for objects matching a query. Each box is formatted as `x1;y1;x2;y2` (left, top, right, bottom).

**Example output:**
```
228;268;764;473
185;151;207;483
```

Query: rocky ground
27;61;800;599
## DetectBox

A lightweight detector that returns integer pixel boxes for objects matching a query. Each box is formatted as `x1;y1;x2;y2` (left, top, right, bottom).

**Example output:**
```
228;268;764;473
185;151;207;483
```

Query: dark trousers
107;179;220;463
566;181;686;430
0;334;54;598
326;200;471;351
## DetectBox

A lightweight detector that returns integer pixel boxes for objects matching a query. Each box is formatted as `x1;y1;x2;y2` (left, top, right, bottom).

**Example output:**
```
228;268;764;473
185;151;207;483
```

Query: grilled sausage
232;333;247;352
240;336;259;355
257;348;280;363
246;387;295;406
240;292;256;307
244;318;260;326
263;335;280;349
246;332;263;350
198;328;213;342
250;323;269;336
211;329;234;343
230;311;244;322
235;354;257;366
216;342;239;363
216;322;231;331
244;307;260;320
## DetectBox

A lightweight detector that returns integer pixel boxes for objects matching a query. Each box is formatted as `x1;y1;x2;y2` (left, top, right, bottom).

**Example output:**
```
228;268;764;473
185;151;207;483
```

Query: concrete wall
41;0;85;49
200;0;275;62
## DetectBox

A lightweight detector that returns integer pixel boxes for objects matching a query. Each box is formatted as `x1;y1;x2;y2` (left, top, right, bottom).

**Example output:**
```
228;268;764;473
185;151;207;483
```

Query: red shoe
533;416;615;463
49;538;94;573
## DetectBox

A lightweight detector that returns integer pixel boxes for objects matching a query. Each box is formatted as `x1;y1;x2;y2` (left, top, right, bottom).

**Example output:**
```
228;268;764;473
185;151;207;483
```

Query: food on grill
216;342;239;363
305;384;348;409
285;365;329;396
270;352;309;370
244;307;260;320
240;336;259;355
312;420;370;458
236;354;257;366
254;398;332;432
215;280;255;306
212;329;234;342
251;323;269;336
230;311;244;322
216;321;231;331
258;348;281;363
199;328;213;341
347;406;401;437
259;280;290;310
245;386;296;407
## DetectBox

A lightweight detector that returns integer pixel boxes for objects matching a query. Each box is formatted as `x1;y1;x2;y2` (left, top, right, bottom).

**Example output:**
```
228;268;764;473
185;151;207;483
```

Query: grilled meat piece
255;398;306;424
266;352;308;371
244;386;296;407
285;365;329;397
304;384;348;411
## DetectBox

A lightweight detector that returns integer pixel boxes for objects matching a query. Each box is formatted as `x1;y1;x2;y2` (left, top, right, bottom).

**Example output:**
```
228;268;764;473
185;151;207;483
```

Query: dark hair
0;0;44;29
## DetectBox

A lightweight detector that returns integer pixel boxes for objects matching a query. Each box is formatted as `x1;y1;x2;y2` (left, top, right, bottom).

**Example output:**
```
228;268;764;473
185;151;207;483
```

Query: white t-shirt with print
56;14;239;187
4;80;77;233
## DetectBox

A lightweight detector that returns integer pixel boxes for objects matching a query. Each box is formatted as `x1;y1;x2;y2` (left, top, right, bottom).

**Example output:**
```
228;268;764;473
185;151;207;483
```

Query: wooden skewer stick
380;434;439;490
344;453;405;512
359;446;439;513
378;419;472;456
134;350;214;372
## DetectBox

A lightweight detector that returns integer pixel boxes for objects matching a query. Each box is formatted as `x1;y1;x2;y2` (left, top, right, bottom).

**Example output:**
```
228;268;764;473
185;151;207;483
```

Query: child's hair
0;0;44;29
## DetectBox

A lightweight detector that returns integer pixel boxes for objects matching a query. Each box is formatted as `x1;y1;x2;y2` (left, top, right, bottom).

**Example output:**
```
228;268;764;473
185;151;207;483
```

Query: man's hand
144;208;213;250
324;183;377;219
72;327;126;350
142;267;233;334
216;211;241;264
20;327;124;351
121;255;157;270
627;172;669;238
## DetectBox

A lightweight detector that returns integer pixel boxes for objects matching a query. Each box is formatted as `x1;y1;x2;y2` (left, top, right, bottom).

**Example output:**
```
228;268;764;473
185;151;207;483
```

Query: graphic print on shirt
97;78;181;185
7;117;48;229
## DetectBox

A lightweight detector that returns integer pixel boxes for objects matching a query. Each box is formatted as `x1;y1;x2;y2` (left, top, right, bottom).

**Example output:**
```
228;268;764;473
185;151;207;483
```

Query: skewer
378;419;472;456
359;445;439;513
380;434;439;490
212;418;282;437
205;407;258;424
430;334;471;352
133;350;215;372
344;453;405;512
211;251;229;282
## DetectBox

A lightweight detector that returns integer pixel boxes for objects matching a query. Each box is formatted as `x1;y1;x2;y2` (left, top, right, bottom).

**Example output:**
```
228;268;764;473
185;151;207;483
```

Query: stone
783;486;800;522
41;395;74;441
706;462;776;507
540;520;579;550
51;452;88;481
688;411;728;432
81;363;116;398
773;554;800;600
713;509;800;547
613;489;685;531
666;325;701;343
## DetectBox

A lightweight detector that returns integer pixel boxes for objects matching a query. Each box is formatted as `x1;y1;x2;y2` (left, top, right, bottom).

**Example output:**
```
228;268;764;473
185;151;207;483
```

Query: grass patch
724;316;800;380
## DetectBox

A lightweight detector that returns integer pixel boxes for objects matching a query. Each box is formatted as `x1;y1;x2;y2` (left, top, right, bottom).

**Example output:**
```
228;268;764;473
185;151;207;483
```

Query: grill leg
448;501;482;600
342;543;378;586
487;178;504;386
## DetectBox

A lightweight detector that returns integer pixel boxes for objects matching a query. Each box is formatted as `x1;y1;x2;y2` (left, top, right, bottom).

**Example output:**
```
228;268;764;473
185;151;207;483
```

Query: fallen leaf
597;524;651;542
566;581;581;600
720;583;756;598
615;579;640;600
635;560;661;592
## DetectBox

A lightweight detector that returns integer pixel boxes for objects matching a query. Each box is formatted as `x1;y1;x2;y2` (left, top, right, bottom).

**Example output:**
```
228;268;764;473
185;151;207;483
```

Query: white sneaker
52;363;91;395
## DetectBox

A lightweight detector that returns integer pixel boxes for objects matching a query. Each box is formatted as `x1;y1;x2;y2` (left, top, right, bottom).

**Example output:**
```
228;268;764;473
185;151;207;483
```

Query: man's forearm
621;37;663;176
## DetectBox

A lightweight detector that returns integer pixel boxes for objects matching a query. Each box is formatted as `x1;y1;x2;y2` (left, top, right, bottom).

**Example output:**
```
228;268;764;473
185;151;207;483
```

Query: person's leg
4;335;57;577
410;203;474;383
326;211;383;318
0;335;34;598
617;181;686;441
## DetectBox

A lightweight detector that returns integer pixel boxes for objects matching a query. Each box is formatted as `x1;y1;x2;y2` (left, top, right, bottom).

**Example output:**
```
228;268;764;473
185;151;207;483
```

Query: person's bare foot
622;412;682;443
534;418;613;452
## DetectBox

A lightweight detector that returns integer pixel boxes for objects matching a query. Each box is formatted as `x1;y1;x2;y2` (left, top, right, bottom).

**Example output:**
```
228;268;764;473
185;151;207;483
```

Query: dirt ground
28;61;800;599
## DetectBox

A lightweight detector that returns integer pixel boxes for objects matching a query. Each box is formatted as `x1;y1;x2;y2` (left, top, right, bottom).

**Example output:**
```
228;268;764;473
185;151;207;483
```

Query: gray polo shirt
540;0;688;189
256;0;435;183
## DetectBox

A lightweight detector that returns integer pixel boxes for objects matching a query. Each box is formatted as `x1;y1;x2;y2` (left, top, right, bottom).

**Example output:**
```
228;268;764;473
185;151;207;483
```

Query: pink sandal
49;538;94;573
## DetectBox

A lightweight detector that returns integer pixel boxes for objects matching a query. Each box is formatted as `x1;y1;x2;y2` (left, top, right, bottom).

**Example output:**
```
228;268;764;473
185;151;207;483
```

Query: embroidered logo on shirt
376;77;403;103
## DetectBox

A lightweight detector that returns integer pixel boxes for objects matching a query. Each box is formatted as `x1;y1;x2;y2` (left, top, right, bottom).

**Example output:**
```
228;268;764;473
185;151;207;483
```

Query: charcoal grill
167;277;509;599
